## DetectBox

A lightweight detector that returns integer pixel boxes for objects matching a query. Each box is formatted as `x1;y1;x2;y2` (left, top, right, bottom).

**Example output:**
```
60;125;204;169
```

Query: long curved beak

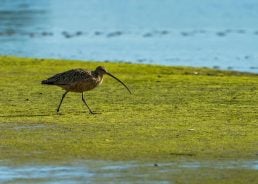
106;72;132;94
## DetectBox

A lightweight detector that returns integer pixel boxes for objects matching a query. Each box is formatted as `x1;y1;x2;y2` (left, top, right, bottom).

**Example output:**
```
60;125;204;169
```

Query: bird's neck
93;71;104;82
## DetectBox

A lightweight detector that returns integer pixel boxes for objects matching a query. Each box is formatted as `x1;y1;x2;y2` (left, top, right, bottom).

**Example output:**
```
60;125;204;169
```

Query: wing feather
43;69;93;85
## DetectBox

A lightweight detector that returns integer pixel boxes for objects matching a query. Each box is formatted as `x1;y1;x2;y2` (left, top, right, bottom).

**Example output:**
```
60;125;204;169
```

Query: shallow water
0;160;257;183
0;0;258;73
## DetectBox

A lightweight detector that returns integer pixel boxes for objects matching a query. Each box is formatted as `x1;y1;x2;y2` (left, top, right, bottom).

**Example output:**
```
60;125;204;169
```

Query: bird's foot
56;111;63;115
89;111;101;115
56;109;63;115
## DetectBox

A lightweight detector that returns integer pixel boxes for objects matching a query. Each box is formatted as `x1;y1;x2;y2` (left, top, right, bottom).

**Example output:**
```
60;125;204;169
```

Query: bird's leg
81;92;97;114
57;91;69;112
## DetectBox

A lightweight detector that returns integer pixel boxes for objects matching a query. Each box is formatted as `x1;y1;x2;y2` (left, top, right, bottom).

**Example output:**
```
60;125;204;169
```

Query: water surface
0;0;258;72
0;160;257;183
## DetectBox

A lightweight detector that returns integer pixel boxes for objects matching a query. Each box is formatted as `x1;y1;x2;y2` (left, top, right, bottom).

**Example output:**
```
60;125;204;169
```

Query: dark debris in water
216;32;227;37
181;32;192;36
106;31;123;37
142;32;153;37
160;30;169;35
41;32;53;36
75;31;83;36
236;29;246;34
250;66;258;69
94;31;103;35
0;29;256;39
213;66;220;69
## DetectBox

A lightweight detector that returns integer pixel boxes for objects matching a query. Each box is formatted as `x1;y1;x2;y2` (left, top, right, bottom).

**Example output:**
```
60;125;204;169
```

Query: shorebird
41;66;131;114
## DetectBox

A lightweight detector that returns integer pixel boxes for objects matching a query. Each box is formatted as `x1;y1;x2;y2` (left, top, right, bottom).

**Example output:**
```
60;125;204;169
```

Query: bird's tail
41;80;54;85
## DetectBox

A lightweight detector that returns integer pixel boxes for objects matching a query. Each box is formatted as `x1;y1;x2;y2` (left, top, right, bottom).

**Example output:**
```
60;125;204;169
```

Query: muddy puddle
0;160;257;183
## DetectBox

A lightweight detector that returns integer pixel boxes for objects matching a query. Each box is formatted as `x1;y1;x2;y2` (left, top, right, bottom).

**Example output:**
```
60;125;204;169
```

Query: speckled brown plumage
42;68;103;93
41;66;131;114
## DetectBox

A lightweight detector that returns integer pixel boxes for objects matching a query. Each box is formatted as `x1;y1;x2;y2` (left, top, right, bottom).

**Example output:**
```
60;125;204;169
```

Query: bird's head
95;66;108;75
95;66;132;94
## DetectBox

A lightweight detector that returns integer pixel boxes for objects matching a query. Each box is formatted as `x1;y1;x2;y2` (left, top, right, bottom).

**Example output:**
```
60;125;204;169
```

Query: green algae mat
0;56;257;162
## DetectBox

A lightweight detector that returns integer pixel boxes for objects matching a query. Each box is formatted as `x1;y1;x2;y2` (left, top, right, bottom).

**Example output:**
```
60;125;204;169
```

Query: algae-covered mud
0;56;257;161
0;56;257;183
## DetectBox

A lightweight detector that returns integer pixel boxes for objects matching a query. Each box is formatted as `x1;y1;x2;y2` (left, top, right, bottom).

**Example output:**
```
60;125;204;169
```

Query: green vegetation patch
0;56;257;162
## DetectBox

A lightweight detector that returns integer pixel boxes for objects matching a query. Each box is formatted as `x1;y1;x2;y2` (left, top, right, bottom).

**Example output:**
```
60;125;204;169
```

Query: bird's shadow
57;111;102;116
0;114;54;118
0;111;102;118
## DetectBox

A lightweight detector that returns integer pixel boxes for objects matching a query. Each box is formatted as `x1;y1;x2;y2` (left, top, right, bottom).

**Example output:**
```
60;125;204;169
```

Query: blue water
0;0;258;72
0;160;257;183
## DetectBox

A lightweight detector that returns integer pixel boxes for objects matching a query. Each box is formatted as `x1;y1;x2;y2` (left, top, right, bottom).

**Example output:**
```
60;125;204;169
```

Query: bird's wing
44;69;93;85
